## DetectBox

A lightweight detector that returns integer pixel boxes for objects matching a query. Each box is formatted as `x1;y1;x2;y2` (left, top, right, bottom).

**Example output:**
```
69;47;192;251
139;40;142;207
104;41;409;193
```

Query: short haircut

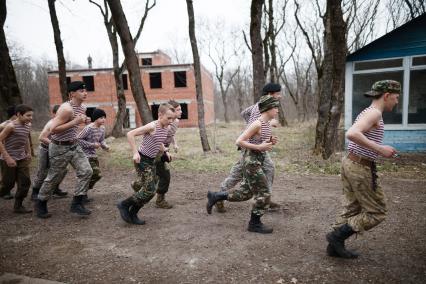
15;104;33;115
52;105;60;114
6;105;16;118
158;103;175;115
168;100;180;108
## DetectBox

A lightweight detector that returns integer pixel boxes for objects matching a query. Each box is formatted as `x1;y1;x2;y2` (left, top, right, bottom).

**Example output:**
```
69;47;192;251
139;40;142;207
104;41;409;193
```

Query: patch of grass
28;122;426;179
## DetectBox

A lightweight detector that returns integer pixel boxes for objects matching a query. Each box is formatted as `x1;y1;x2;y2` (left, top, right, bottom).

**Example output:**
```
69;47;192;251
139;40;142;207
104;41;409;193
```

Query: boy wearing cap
0;104;33;213
31;105;68;200
35;81;93;218
77;108;110;201
215;82;281;213
326;80;400;258
154;100;182;209
206;95;280;234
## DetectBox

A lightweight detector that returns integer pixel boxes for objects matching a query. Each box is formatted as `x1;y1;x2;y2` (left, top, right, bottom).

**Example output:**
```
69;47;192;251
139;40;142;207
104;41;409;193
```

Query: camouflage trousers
88;157;102;189
220;151;274;192
155;154;171;195
131;154;158;205
0;158;31;199
33;145;67;189
333;155;387;232
227;150;270;216
38;143;93;201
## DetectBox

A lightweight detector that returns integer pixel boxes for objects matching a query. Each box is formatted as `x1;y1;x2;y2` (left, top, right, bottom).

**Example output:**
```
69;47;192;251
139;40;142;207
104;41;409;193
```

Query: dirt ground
0;168;425;284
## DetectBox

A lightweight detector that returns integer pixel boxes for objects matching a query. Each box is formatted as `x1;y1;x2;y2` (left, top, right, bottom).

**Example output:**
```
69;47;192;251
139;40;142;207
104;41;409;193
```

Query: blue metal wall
384;130;426;152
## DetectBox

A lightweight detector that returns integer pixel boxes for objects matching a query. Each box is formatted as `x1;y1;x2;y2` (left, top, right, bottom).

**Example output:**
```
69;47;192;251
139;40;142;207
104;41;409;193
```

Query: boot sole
36;213;52;219
206;191;214;214
70;210;91;216
247;227;274;234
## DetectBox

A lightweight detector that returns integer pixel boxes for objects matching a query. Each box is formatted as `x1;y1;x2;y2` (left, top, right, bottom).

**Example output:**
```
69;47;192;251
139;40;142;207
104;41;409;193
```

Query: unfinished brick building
47;50;215;129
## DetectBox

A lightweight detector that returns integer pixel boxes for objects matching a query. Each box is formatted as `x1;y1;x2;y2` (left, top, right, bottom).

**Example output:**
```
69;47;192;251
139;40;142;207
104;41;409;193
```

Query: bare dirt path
1;170;425;283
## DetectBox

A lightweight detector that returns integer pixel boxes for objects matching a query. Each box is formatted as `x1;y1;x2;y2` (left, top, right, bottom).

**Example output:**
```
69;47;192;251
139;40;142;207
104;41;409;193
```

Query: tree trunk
314;0;347;159
250;0;265;102
106;0;152;125
221;88;230;123
186;0;210;152
47;0;68;102
0;0;22;121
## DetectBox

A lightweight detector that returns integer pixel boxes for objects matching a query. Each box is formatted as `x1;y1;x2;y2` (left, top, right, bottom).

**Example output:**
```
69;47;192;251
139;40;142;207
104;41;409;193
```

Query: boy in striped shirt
0;104;33;213
154;100;182;209
77;108;110;201
326;80;400;259
117;103;175;225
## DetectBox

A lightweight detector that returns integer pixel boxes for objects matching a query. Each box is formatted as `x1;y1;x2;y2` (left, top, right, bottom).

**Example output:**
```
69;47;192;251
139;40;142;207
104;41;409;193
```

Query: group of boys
0;78;401;259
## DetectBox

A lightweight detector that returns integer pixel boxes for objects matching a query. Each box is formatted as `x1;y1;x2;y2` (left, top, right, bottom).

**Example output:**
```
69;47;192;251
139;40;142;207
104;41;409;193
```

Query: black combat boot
13;198;32;214
117;197;135;224
35;199;51;219
326;224;358;258
31;188;40;201
247;213;273;234
53;187;68;198
206;191;228;214
70;195;91;216
129;204;146;225
81;194;93;204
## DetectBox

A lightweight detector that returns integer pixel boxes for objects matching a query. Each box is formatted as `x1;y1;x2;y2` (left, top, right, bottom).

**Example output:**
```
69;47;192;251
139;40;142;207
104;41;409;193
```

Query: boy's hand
258;142;273;152
133;152;140;163
6;157;16;167
378;145;397;158
270;136;278;145
94;142;101;149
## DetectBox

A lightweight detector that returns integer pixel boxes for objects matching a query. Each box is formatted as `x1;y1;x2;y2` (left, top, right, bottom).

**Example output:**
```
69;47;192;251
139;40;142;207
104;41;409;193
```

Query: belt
51;139;75;146
138;152;155;162
40;143;49;149
347;152;373;167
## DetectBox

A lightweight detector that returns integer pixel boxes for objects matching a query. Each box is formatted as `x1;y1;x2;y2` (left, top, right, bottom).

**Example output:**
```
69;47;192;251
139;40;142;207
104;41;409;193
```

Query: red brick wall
47;63;215;129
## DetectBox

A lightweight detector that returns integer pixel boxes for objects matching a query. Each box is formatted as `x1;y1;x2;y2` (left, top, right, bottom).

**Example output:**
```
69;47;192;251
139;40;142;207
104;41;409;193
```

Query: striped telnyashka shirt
0;121;31;161
139;121;169;158
248;118;272;148
51;101;86;142
164;120;179;147
77;124;107;157
348;106;384;161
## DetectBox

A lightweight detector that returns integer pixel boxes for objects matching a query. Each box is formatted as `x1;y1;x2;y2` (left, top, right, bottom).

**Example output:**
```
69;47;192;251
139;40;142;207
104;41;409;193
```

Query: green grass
30;122;426;179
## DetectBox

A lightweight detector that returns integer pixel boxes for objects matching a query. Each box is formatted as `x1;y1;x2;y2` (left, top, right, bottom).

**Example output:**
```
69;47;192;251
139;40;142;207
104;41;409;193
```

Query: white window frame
345;55;426;130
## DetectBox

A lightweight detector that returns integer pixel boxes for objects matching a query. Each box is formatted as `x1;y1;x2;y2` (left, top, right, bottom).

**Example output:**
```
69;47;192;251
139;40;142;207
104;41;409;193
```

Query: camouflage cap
258;95;280;113
364;80;401;97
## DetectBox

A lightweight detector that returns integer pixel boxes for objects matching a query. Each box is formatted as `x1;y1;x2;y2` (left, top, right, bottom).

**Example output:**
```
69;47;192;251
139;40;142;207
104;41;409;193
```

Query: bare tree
200;21;242;123
90;0;155;137
186;0;210;152
47;0;68;102
0;0;22;121
386;0;425;30
247;0;265;103
263;0;289;126
106;0;152;125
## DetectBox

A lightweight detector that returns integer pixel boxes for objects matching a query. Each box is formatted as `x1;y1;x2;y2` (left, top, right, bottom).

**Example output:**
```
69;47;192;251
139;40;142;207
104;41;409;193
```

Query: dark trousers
0;159;31;199
156;160;170;195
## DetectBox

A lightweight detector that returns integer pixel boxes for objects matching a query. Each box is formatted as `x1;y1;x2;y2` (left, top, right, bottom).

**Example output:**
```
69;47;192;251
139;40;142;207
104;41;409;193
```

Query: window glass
180;103;188;119
142;58;152;66
352;71;403;124
408;69;426;124
354;58;403;71
122;74;128;90
412;56;426;66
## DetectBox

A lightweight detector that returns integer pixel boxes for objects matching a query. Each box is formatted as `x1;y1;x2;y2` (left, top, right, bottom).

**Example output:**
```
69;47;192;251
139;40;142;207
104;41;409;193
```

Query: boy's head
262;83;282;99
158;103;175;126
91;108;107;124
259;95;280;118
364;80;400;111
67;81;87;100
15;104;33;123
6;105;16;119
168;100;182;119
